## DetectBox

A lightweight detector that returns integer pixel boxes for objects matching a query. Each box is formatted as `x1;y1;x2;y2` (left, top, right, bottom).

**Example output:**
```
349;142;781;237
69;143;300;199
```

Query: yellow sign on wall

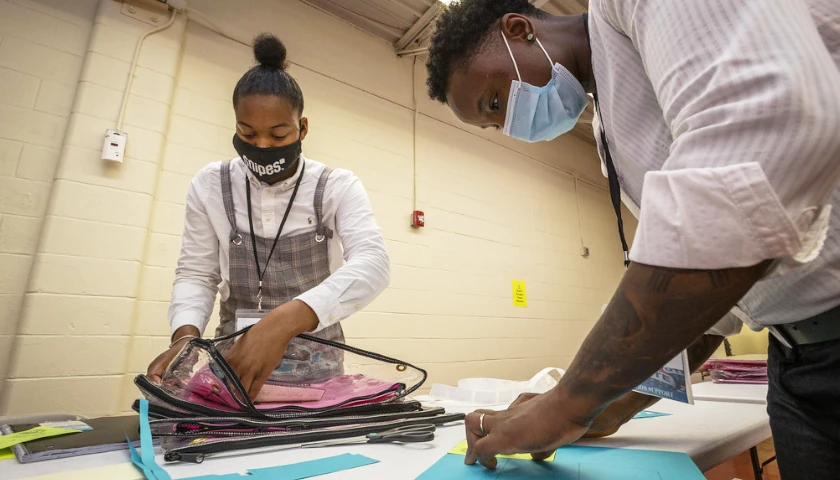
512;280;528;307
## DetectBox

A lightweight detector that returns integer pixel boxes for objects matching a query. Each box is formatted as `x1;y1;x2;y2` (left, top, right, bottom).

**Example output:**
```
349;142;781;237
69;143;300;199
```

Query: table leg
749;446;763;480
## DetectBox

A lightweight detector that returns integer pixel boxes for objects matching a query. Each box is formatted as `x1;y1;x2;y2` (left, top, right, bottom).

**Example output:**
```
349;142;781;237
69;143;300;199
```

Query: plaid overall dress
216;160;345;383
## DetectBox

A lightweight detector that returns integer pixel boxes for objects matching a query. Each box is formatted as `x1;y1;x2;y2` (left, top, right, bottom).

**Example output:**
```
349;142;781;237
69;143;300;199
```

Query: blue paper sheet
416;446;704;480
183;453;379;480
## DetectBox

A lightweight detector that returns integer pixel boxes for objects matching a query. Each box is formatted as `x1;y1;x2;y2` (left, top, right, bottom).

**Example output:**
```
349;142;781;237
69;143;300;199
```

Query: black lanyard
583;13;630;268
245;160;305;310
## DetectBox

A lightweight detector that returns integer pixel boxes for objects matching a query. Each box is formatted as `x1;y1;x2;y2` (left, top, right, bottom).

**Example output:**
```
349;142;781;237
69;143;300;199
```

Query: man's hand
146;325;201;383
463;388;591;468
225;300;319;401
488;392;556;460
464;260;767;471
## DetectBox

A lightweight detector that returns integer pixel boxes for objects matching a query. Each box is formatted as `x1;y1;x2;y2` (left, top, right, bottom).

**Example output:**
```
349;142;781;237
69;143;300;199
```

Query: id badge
234;309;268;335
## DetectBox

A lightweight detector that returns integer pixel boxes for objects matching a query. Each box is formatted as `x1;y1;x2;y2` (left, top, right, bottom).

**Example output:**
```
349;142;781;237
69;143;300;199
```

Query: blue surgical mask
501;32;588;142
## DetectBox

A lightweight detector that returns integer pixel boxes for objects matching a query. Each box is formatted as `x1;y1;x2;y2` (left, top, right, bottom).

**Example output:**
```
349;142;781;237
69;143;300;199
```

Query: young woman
146;34;390;401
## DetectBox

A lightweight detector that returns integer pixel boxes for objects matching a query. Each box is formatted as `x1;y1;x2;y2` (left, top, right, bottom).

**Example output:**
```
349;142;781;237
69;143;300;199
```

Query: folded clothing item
185;367;400;411
702;359;768;384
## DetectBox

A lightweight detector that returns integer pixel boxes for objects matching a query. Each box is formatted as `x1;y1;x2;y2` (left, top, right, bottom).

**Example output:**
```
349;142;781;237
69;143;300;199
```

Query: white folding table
0;398;771;480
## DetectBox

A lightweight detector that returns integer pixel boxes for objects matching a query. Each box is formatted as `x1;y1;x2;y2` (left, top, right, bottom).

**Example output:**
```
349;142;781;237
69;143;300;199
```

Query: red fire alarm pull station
411;210;425;228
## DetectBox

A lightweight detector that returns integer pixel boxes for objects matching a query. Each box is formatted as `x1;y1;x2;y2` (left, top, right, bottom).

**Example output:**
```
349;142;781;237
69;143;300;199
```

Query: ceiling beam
394;2;444;53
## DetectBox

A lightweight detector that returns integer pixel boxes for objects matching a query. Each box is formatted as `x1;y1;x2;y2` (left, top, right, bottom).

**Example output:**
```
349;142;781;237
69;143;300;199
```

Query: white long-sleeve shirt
168;155;390;336
590;0;840;327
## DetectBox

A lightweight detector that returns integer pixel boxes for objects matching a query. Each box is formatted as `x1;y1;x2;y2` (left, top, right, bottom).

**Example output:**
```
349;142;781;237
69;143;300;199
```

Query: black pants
767;334;840;480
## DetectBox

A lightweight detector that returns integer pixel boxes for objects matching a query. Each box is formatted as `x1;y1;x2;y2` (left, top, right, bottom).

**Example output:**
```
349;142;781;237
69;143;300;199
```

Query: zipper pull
176;452;205;464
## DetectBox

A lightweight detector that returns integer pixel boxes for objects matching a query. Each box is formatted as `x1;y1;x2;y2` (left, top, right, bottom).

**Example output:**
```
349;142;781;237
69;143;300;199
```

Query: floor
704;439;781;480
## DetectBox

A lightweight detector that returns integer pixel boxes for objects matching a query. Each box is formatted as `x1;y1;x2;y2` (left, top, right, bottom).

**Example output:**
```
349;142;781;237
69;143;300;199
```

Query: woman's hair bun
253;33;287;70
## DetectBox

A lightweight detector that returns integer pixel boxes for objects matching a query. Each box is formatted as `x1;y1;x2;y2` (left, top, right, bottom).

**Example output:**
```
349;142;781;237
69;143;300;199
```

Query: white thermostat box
102;129;127;163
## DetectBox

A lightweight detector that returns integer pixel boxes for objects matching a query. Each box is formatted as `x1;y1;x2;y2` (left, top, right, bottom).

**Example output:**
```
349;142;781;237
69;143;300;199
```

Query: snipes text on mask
244;156;286;177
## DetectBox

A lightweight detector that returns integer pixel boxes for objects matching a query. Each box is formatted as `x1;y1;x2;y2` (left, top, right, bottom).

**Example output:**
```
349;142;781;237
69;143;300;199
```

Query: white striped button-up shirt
589;0;840;328
168;156;390;336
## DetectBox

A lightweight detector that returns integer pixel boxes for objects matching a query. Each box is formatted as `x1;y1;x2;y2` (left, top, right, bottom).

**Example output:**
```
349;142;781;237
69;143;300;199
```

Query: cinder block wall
0;0;102;408
0;0;636;417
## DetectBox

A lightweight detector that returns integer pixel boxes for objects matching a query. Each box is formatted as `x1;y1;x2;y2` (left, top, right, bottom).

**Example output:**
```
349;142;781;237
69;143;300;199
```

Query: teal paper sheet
416;446;704;480
127;399;171;480
632;410;672;419
182;453;379;480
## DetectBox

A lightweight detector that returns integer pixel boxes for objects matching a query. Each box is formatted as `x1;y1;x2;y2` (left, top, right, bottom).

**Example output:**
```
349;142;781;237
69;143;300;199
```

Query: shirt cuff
296;290;343;333
630;162;830;269
706;312;743;337
170;311;206;338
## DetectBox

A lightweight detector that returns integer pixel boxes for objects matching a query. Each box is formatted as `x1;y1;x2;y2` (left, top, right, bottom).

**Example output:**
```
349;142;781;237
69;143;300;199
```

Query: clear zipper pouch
134;327;427;419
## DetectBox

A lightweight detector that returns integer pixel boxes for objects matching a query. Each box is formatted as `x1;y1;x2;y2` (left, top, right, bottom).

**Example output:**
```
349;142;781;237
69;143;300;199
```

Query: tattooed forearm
647;270;674;294
583;333;725;438
708;270;730;289
557;261;769;422
687;334;725;372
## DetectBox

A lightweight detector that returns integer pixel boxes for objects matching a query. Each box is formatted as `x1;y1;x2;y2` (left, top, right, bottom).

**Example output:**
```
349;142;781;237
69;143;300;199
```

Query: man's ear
501;13;536;43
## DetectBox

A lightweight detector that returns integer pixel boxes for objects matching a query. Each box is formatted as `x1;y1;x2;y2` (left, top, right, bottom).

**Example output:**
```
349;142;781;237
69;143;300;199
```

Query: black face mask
232;134;301;184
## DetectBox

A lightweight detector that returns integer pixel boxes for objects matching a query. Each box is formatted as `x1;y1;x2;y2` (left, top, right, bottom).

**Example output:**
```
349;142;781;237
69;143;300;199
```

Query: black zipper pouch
158;412;466;463
149;405;450;437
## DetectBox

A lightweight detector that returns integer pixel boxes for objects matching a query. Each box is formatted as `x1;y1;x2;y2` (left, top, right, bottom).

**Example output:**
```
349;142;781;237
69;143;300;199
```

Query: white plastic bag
427;367;565;406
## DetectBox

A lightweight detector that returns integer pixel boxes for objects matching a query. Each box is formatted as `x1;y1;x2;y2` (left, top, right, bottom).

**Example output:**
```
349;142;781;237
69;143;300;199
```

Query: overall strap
314;167;334;242
219;160;242;245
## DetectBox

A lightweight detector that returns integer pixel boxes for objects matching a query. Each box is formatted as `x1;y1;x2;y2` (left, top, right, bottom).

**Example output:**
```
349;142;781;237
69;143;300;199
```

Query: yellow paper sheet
512;280;528;307
0;426;80;450
448;440;556;462
0;448;14;460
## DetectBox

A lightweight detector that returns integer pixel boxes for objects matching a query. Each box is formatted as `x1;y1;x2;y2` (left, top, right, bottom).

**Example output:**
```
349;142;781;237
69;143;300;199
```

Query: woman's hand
225;300;319;401
463;386;593;469
146;326;201;383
